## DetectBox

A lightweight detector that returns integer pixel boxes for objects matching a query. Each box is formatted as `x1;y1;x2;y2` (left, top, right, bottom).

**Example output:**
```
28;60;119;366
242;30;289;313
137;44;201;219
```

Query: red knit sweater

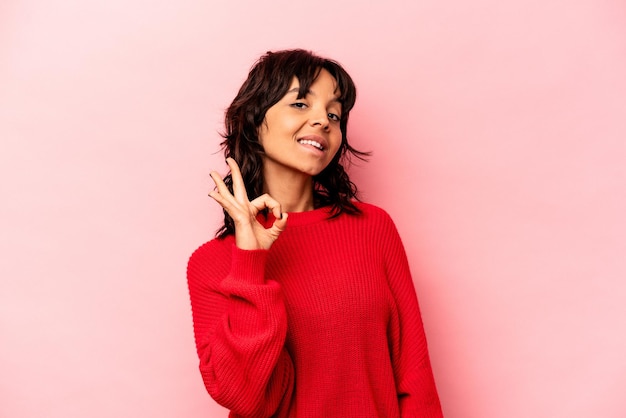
187;202;443;417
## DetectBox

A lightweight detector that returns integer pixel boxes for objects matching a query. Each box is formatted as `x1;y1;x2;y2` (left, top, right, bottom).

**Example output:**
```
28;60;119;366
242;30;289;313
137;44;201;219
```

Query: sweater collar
258;205;334;228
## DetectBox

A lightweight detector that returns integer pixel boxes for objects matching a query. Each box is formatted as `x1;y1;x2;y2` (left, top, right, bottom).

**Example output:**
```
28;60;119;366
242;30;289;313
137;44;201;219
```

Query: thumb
268;212;288;238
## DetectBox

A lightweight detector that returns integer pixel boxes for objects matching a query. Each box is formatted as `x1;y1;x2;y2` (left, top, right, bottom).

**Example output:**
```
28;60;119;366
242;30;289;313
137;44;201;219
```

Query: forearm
188;244;293;416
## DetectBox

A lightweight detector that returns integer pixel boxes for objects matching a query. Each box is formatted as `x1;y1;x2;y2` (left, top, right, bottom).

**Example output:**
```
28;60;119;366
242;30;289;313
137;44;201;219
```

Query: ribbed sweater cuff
229;244;269;285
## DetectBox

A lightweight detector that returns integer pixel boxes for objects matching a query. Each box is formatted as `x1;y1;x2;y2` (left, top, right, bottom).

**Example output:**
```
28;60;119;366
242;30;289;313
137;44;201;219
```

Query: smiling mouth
298;139;325;151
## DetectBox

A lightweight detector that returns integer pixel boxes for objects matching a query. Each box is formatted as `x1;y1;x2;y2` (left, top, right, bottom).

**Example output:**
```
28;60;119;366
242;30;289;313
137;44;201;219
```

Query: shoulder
351;202;405;246
187;235;234;274
352;201;396;226
353;201;387;214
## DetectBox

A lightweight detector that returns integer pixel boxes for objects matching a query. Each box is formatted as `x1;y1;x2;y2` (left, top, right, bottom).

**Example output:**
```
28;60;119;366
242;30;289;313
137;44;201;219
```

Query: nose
309;107;330;130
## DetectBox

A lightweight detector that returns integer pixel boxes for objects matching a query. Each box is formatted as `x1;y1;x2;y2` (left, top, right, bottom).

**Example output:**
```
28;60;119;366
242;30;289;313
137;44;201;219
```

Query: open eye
291;102;307;109
328;113;341;122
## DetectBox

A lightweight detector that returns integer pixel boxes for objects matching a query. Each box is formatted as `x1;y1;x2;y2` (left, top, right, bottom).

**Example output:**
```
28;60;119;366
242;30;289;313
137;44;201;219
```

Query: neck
263;164;315;213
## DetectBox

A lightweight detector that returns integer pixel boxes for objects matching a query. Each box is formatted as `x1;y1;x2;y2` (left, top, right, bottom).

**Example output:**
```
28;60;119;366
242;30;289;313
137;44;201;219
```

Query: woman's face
258;69;343;179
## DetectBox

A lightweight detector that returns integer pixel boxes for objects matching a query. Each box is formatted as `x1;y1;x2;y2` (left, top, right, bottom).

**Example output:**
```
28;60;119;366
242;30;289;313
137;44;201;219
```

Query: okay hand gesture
209;158;288;250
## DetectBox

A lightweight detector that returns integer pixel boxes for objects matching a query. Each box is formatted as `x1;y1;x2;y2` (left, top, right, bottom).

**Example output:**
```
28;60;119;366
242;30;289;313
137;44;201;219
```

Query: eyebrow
286;87;341;103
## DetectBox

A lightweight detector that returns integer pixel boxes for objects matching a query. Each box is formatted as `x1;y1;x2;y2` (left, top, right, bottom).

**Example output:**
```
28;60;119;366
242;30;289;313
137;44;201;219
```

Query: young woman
187;49;443;417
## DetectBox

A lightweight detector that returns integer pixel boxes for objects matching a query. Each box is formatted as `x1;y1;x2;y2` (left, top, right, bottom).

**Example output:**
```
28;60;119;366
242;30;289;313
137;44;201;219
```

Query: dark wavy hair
216;49;369;238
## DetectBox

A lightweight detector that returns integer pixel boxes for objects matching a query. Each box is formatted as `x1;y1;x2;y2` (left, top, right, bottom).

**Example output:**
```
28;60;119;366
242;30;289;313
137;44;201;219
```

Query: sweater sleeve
187;240;294;417
379;213;444;418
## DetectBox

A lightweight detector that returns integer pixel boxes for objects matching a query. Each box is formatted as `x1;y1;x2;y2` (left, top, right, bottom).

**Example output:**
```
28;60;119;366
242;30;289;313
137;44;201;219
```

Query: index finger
226;157;248;202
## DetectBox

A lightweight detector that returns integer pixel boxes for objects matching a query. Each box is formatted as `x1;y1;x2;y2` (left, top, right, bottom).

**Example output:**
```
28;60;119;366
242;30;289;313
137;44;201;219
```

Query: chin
303;165;329;177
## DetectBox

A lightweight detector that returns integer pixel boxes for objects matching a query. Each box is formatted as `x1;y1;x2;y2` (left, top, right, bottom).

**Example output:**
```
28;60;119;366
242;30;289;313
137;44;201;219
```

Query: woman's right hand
209;158;288;250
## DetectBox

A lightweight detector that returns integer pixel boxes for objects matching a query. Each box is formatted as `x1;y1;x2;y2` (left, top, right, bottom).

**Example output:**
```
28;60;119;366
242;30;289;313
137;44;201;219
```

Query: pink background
2;0;625;417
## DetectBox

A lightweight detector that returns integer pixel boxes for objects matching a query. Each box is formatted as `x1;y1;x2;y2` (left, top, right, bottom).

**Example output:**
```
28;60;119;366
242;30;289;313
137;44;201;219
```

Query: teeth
299;139;324;150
